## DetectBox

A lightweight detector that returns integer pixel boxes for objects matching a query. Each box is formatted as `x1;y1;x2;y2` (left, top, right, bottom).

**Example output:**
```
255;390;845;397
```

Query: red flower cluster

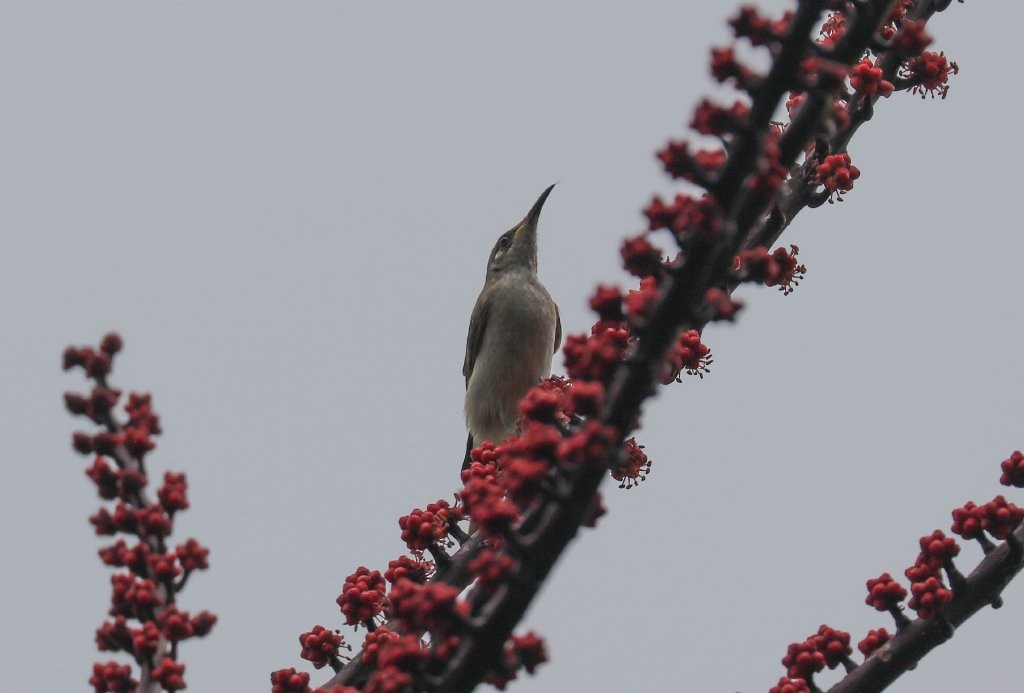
781;625;851;680
662;329;712;384
611;438;651;489
469;550;518;592
149;657;186;691
690;98;750;137
619;234;665;279
388;579;465;636
657;140;727;184
270;667;311;693
815;153;861;200
857;628;893;657
734;245;806;295
625;277;660;321
902;51;959;99
487;631;549;689
892;19;932;57
709;46;759;89
557;421;618;467
89;660;136;693
770;677;811;693
336;567;388;627
299;625;347;670
865;572;907;612
952;496;1024;541
643;193;723;240
398;500;463;552
916;529;960;572
384;555;431;585
818;11;845;46
849;58;895;97
363;634;428;692
781;638;825;679
460;463;521;537
906;570;953;620
704;287;743;321
563;324;631;384
1000;450;1024;488
729;6;793;47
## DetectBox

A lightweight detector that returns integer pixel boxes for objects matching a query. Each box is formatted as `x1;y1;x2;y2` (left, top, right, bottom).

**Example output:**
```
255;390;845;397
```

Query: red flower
908;575;953;619
299;625;345;669
977;495;1024;540
1000;450;1024;488
563;325;631;384
566;379;604;418
849;58;894;97
709;46;758;88
270;667;311;693
902;51;959;99
337;567;388;626
385;555;431;585
398;500;462;552
662;329;712;384
175;538;210;573
147;551;182;582
611;438;651;489
130;620;161;661
815;153;861;199
86;457;120;500
624;277;660;321
690;98;749;137
361;628;400;668
190;610;217;637
150;657;186;691
508;631;547;675
620;235;665;279
916;530;960;572
158;605;194;642
100;333;124;356
951;501;983;540
865;572;907;611
893;19;932;57
469;550;517;591
588;285;624;321
771;677;811;693
858;628;893;657
557;421;618;467
729;7;792;46
389;579;463;635
158;472;189;513
89;660;137;693
781;638;825;679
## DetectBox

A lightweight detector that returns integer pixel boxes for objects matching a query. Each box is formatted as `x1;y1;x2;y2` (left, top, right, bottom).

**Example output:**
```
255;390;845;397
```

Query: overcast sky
3;2;1022;692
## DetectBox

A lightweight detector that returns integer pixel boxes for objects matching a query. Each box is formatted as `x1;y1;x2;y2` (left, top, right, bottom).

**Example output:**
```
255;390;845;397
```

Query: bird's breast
464;274;558;444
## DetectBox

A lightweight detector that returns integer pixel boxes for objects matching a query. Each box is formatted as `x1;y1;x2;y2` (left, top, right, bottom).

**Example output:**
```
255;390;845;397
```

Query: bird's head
486;184;556;276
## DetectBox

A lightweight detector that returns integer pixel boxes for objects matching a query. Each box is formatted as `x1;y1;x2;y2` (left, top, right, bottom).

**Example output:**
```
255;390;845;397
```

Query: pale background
3;2;1021;691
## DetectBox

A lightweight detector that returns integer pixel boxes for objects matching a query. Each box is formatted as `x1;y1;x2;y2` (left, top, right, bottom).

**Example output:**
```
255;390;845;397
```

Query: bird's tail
462;432;474;471
461;433;480;534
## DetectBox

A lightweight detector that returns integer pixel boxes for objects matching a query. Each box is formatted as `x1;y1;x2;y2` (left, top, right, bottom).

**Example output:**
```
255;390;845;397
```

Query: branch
64;334;216;693
306;2;969;691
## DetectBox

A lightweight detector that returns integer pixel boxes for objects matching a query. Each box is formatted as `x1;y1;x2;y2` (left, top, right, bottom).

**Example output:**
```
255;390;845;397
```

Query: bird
462;184;561;471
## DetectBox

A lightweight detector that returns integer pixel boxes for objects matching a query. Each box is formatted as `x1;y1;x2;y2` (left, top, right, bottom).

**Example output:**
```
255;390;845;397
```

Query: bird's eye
497;235;512;252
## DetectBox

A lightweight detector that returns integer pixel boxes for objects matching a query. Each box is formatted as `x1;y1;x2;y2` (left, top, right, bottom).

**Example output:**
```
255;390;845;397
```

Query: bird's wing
553;304;562;354
463;294;489;387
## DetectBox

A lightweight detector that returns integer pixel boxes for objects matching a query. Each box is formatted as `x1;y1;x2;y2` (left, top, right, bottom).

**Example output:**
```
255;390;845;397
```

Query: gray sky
3;2;1021;691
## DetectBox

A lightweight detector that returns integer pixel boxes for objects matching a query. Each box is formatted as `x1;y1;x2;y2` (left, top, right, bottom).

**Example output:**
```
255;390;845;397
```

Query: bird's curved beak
520;183;557;232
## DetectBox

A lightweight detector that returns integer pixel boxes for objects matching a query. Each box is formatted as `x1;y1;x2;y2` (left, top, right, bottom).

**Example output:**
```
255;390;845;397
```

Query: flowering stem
831;523;1024;693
